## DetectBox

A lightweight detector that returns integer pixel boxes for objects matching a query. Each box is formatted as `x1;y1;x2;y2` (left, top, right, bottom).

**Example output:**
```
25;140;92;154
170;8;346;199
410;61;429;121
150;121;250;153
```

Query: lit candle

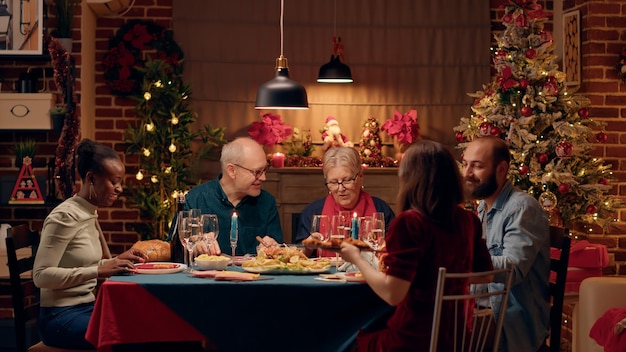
351;212;358;239
271;152;285;168
230;211;238;241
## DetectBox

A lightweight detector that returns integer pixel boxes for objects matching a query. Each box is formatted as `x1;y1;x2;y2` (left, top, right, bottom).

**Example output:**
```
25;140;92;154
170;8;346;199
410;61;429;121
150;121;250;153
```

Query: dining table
85;265;392;352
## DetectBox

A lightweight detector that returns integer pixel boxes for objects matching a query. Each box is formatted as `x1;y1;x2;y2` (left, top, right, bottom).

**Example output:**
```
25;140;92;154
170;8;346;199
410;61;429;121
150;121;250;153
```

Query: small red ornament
490;126;501;136
596;132;608;143
519;78;529;89
538;153;549;164
598;178;609;185
578;108;589;118
557;183;570;194
555;141;574;158
479;122;492;136
455;131;465;143
521;106;533;117
518;165;529;176
586;204;598;214
525;48;537;59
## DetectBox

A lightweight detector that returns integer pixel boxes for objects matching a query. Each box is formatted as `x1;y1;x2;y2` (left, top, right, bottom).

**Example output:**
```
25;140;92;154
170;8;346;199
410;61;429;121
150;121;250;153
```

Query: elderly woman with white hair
295;147;394;256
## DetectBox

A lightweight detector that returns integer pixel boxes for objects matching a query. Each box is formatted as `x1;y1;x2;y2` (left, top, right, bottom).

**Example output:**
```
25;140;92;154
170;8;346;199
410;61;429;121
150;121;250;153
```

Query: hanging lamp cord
280;0;284;57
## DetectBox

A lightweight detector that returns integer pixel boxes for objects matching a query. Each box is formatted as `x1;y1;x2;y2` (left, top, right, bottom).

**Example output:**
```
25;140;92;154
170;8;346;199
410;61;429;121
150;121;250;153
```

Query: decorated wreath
102;20;184;96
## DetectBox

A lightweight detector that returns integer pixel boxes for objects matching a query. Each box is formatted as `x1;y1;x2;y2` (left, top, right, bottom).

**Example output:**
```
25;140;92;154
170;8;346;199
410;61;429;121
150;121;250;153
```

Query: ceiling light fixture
255;0;308;110
317;0;353;83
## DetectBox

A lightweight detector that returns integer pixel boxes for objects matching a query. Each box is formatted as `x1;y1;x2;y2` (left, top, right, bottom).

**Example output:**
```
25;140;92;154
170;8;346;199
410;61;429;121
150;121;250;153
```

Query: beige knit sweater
33;195;109;307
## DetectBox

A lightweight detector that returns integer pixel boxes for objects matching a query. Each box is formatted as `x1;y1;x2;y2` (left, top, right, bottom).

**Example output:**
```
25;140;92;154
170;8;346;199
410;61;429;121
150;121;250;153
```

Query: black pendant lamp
255;0;308;110
317;0;353;83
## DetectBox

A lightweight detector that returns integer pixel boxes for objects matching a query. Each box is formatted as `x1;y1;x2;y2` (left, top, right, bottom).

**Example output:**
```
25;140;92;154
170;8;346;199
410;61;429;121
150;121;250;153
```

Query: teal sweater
182;176;283;255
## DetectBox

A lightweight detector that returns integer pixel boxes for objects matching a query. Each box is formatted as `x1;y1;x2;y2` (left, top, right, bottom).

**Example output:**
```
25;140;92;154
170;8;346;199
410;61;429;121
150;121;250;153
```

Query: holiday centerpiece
454;0;622;231
381;109;420;159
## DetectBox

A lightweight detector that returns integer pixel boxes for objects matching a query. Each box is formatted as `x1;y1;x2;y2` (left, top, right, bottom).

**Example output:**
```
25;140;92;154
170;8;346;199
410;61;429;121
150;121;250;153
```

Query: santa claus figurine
321;116;353;151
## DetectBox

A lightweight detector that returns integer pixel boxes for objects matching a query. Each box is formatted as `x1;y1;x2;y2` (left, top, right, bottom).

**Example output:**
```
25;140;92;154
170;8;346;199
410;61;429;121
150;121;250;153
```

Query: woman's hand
615;317;626;335
339;242;361;263
117;248;149;263
97;257;136;278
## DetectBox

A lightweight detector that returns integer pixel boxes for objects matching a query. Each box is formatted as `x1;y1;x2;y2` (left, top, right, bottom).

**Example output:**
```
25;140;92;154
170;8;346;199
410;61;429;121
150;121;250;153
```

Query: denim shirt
477;181;550;352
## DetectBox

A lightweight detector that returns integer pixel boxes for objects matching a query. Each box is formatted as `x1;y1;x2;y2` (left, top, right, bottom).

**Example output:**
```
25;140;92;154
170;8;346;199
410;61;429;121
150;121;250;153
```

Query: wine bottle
169;193;185;263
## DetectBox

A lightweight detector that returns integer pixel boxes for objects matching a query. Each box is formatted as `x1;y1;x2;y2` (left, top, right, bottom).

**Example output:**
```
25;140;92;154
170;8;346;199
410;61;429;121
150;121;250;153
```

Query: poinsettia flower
247;113;293;147
123;24;152;50
381;109;420;145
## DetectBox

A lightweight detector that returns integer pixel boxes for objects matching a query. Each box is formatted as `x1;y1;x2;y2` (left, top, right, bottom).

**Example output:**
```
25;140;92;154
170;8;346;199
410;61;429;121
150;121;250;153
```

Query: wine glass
371;212;386;236
200;214;219;253
180;216;202;271
311;215;330;258
358;216;374;241
337;211;352;239
366;218;385;250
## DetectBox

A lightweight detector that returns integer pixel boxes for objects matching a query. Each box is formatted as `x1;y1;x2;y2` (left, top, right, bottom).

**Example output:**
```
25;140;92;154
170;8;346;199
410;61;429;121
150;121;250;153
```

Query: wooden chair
5;224;94;352
5;224;40;352
429;265;515;352
547;225;571;352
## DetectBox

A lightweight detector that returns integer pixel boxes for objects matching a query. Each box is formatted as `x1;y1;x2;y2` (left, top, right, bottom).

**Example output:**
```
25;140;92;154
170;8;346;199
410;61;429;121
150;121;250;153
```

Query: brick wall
0;0;625;346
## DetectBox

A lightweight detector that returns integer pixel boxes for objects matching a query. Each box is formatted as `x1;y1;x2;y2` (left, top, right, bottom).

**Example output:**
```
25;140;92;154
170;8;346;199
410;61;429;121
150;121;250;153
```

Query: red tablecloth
85;281;205;351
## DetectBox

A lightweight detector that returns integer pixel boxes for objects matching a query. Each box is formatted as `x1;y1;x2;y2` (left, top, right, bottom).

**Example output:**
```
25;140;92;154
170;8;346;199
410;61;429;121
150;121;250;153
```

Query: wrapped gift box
550;240;609;292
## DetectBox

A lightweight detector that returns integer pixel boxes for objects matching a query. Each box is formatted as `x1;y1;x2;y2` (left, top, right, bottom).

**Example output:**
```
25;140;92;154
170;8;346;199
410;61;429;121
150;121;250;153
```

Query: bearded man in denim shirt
462;136;550;352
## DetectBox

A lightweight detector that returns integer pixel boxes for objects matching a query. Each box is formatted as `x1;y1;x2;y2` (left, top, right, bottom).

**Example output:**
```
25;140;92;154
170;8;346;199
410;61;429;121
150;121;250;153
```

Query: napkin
191;270;271;281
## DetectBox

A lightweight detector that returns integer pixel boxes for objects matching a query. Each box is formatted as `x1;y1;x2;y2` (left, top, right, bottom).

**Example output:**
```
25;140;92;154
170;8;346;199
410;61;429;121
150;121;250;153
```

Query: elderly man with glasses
177;137;283;256
295;147;395;257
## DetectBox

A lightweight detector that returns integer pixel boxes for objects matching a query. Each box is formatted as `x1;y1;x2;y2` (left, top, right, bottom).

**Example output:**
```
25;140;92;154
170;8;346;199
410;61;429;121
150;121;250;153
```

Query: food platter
302;238;375;252
133;262;186;274
242;266;330;275
302;244;375;252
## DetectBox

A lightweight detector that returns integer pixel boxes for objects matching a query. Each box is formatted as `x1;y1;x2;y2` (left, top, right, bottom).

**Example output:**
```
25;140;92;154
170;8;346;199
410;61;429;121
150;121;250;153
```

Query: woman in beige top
33;139;148;349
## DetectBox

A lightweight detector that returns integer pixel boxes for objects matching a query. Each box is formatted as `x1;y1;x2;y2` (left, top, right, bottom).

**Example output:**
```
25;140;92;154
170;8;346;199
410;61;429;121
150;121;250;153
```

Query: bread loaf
131;239;171;262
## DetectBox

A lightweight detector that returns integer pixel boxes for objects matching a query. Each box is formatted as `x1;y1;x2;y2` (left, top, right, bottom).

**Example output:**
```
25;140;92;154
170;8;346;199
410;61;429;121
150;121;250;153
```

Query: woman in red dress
341;139;493;351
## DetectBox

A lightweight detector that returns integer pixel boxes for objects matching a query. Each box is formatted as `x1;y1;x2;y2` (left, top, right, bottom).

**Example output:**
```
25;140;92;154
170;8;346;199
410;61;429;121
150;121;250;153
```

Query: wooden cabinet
262;167;399;243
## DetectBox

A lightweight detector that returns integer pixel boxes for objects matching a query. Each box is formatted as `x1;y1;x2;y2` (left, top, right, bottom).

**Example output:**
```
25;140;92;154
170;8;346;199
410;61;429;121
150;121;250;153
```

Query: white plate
134;262;186;274
241;266;330;275
335;272;366;282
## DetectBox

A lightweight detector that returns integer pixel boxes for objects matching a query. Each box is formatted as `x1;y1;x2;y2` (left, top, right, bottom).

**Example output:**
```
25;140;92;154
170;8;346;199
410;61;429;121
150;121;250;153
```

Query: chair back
548;225;571;352
5;224;40;352
429;265;515;352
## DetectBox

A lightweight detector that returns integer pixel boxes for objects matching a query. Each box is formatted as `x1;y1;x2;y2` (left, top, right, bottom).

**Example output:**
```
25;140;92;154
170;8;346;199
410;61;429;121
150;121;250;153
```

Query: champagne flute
311;215;330;258
177;210;191;268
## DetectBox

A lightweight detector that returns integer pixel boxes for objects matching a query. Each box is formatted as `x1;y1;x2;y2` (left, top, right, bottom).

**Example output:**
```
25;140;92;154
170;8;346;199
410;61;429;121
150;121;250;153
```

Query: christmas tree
454;0;621;230
124;59;199;240
358;117;383;160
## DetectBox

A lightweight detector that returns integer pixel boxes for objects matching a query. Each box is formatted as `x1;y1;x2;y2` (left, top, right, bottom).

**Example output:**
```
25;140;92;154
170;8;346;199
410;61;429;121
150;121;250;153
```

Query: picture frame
562;10;581;86
0;0;45;57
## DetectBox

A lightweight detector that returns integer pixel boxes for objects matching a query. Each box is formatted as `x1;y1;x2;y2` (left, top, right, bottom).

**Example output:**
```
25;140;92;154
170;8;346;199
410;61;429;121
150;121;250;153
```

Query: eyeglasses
233;163;270;180
325;174;359;191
